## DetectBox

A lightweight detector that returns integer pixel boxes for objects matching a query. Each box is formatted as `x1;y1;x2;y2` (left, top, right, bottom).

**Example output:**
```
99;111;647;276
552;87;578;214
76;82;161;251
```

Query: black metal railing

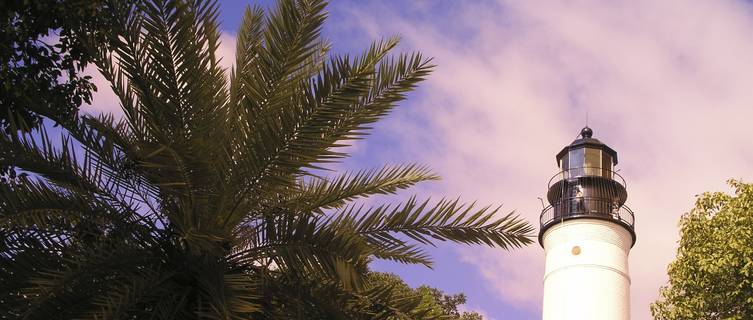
547;166;627;190
540;197;635;230
540;166;636;247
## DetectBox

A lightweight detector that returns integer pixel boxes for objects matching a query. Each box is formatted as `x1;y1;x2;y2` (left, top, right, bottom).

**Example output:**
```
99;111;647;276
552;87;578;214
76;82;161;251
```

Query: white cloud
217;32;237;73
81;66;120;116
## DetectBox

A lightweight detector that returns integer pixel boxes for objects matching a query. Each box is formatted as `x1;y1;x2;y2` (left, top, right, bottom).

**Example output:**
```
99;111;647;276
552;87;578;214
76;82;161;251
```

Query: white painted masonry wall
542;219;632;320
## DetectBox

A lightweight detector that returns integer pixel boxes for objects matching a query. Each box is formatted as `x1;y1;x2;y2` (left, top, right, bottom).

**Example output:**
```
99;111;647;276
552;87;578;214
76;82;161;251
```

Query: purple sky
83;1;753;319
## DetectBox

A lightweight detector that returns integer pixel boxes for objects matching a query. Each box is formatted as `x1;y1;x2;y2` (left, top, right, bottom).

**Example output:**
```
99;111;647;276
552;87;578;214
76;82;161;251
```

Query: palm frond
84;269;162;320
0;125;146;219
228;38;428;224
20;241;152;319
335;197;534;252
289;163;439;213
230;213;370;291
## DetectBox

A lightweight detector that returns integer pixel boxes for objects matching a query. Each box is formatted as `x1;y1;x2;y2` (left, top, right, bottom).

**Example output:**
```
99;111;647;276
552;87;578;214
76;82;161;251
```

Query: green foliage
0;0;127;130
0;0;534;318
364;272;485;320
651;180;753;320
272;271;486;319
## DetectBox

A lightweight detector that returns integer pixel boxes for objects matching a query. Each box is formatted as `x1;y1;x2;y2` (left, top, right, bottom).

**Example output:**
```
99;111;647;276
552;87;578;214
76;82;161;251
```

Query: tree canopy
651;180;753;320
0;0;126;131
0;0;533;318
366;272;484;320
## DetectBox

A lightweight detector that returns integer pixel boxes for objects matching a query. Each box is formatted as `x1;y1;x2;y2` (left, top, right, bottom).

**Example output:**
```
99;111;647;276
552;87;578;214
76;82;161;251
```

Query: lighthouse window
584;148;601;176
602;153;613;177
568;148;584;177
561;155;568;170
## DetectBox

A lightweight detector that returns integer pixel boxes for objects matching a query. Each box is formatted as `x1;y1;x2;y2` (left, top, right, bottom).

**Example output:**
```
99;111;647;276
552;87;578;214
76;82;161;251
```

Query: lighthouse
540;127;636;320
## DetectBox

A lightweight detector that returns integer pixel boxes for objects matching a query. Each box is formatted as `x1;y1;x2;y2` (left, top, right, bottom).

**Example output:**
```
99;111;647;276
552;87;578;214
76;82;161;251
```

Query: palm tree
0;0;533;319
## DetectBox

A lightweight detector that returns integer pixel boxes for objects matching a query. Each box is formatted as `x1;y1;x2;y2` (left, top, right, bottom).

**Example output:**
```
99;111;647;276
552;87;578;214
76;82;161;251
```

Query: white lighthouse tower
540;127;636;320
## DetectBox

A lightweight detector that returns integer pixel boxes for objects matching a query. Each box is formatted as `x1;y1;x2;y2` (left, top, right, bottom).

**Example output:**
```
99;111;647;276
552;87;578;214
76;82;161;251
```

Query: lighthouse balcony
546;167;628;204
539;197;636;246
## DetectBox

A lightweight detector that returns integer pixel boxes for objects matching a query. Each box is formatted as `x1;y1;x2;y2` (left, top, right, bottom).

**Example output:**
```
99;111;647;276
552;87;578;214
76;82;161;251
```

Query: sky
83;0;753;319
